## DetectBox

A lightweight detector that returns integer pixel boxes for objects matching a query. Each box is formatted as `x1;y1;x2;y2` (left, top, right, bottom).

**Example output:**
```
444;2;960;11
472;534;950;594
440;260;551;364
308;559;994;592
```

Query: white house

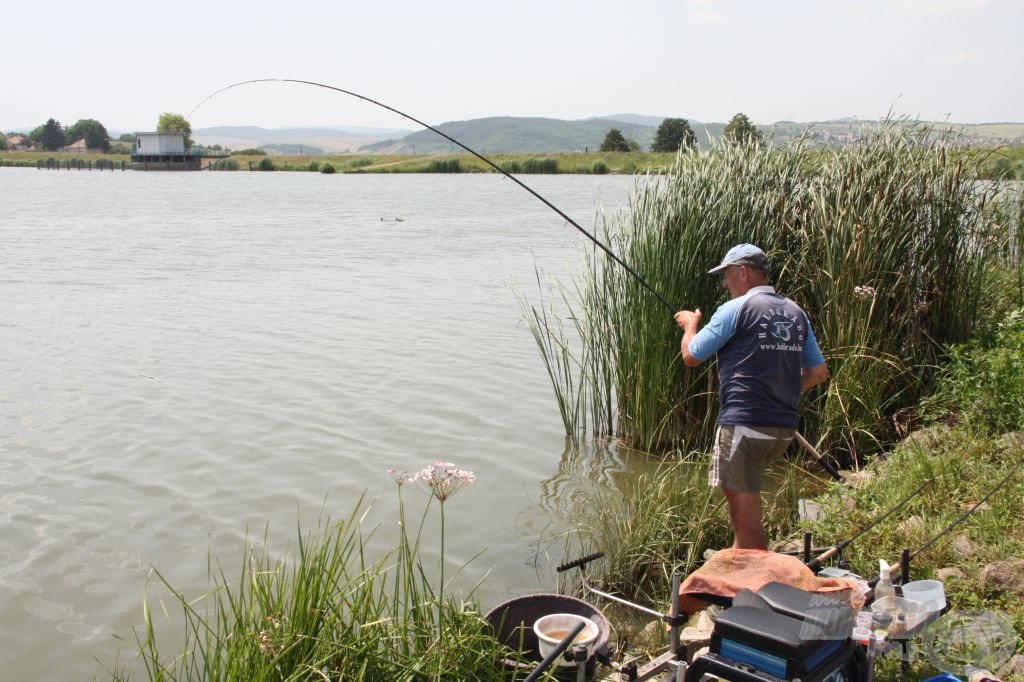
134;132;185;155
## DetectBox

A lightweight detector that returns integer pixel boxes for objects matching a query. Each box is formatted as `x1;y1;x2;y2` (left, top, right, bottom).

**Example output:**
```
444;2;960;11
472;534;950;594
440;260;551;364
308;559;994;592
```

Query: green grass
101;492;543;681
521;121;1019;463
564;458;814;604
0;149;130;167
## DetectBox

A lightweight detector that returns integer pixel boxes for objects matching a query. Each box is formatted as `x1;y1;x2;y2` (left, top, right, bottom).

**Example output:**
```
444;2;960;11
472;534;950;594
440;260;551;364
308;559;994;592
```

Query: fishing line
188;78;677;314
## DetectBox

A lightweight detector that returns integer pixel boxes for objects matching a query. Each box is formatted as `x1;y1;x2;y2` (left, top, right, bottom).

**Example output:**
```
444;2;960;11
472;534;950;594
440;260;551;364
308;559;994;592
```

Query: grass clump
498;160;522;174
523;120;1015;462
103;485;530;681
570;459;807;603
522;157;558;174
257;157;275;171
426;158;462;173
320;163;336;174
211;159;238;171
307;160;320;172
591;160;609;175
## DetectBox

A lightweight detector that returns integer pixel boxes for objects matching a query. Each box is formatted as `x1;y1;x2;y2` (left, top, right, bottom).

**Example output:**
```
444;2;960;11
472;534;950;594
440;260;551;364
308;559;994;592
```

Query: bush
320;163;336;174
592;160;609;175
212;159;239;171
307;160;320;172
522;157;558;174
926;308;1024;433
349;157;373;168
426;158;462;173
258;157;274;171
236;148;267;156
498;160;522;174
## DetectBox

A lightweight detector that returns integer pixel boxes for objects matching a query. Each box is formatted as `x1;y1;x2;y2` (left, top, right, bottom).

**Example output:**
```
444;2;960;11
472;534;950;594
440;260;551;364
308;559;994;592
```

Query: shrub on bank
307;160;320;172
257;157;274;171
320;163;335;174
212;159;238;171
426;158;462;173
925;308;1024;433
522;157;558;174
592;160;609;175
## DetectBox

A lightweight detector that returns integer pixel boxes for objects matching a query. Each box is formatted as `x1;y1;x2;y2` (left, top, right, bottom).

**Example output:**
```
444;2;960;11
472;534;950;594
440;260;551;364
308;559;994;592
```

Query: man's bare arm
801;363;828;391
674;310;703;368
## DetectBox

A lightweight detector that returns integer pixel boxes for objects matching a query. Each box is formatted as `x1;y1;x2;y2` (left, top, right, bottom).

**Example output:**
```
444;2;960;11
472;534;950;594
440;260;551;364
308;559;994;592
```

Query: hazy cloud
690;10;730;24
688;0;729;24
929;50;981;64
890;0;996;14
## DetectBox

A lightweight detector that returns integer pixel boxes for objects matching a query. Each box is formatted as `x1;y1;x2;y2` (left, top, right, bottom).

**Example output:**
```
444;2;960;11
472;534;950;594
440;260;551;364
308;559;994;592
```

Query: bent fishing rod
191;79;839;478
189;78;675;314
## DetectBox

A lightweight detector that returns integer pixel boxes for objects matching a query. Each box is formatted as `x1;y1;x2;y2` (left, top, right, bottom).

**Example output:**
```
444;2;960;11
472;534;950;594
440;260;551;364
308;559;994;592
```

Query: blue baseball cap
708;243;768;274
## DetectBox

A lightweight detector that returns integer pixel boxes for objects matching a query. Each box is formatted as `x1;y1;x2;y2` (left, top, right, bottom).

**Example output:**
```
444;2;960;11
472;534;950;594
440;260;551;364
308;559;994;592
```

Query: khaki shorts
710;425;795;493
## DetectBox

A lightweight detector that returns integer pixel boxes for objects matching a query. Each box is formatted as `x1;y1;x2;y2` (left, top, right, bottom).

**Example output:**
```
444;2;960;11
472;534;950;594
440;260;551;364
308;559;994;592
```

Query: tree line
2;112;194;153
599;113;764;153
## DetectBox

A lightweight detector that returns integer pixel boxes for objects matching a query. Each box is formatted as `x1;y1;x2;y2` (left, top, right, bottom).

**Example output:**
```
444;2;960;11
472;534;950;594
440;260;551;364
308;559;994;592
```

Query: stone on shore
981;557;1024;595
953;534;976;558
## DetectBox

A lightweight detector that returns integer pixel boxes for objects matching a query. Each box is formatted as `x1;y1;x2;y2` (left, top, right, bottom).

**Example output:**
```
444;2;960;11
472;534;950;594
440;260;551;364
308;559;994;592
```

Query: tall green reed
523;121;1009;464
104;470;532;682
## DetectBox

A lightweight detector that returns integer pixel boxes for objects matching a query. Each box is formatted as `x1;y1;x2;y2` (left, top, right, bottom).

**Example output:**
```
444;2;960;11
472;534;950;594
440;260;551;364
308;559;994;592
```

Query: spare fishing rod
189;78;676;314
859;458;1023;587
807;477;933;570
910;457;1023;561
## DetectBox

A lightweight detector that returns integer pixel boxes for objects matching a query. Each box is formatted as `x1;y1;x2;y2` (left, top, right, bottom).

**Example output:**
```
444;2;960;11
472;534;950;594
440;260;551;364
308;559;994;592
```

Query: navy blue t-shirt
688;286;825;428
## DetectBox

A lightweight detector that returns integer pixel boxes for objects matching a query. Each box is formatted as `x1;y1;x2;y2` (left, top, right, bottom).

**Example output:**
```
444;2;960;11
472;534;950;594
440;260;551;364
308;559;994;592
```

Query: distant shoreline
3;147;1021;179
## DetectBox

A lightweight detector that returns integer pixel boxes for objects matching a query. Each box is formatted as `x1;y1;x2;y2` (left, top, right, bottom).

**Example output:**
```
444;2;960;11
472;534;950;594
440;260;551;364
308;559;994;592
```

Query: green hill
359;116;1024;154
360;117;664;154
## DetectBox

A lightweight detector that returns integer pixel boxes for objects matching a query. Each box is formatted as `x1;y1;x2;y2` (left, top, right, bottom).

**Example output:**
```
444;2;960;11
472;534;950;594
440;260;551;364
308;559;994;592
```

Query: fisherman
675;244;828;550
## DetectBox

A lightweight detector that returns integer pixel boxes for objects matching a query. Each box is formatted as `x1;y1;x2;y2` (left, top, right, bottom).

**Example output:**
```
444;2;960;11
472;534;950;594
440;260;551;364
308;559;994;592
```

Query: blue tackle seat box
710;604;856;681
755;581;854;634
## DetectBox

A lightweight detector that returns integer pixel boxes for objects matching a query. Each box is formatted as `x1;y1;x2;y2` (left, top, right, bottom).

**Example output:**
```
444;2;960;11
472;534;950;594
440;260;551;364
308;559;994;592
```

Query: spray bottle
875;560;896;603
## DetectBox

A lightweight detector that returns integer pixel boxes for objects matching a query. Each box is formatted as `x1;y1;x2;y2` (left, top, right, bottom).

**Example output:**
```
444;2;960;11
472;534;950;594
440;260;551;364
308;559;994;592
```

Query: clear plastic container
901;580;946;613
871;596;925;636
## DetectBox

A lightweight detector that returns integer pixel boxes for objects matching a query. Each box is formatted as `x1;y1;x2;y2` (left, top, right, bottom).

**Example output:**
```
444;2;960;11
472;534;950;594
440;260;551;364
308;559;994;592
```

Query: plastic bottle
875;560;896;603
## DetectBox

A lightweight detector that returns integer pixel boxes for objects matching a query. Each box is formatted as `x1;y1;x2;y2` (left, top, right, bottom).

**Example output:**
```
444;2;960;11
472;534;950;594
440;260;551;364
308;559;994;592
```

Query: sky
4;0;1023;133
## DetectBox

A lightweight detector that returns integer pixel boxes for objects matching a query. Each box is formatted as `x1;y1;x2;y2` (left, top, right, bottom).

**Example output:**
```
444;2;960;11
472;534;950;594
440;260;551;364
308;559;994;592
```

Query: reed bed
104;490;533;682
524;122;1017;464
566;458;811;603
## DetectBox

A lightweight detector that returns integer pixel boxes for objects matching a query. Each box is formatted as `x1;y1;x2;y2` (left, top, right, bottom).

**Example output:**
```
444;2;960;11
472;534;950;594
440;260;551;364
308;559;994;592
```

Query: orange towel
678;549;864;614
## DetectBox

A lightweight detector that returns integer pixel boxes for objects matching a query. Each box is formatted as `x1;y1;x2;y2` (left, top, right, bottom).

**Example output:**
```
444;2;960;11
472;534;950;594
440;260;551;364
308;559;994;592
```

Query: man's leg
722;487;766;549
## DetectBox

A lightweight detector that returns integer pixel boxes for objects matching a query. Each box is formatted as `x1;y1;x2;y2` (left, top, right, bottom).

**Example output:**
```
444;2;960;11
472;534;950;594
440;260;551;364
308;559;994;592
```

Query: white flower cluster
853;284;877;300
258;615;283;657
386;468;409;486
411;461;476;502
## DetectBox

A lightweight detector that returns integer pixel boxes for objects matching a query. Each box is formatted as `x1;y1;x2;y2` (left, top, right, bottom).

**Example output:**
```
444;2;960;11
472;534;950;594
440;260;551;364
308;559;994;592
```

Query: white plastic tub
533;613;599;666
901;580;946;613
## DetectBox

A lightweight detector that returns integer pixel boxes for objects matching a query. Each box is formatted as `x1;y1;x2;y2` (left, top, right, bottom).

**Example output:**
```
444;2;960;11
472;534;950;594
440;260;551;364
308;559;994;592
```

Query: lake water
0;167;655;678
